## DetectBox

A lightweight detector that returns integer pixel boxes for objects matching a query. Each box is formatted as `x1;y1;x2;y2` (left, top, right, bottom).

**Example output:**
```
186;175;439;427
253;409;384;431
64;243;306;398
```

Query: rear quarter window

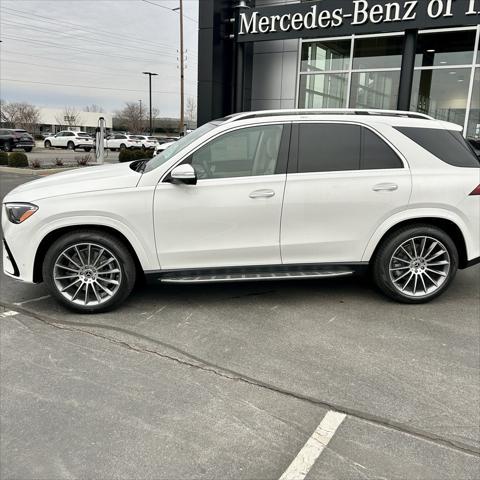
395;127;479;168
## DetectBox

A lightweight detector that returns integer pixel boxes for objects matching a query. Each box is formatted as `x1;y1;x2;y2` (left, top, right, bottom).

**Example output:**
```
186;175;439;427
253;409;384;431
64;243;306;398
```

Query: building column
397;29;418;111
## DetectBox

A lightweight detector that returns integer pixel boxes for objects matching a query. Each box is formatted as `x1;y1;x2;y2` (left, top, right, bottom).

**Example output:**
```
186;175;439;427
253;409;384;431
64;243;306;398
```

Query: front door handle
249;189;275;199
372;183;398;192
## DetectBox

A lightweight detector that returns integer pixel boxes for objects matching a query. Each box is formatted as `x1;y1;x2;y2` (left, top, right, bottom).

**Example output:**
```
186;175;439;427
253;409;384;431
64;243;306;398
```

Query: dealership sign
238;0;480;42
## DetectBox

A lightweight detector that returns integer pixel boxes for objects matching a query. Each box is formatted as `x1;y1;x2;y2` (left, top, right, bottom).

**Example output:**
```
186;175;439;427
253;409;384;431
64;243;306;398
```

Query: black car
0;129;35;152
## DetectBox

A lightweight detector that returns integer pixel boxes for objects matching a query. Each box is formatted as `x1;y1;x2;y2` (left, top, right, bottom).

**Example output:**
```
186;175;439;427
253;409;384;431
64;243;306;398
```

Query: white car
153;141;175;156
104;134;142;151
134;135;159;150
3;109;479;313
44;131;93;152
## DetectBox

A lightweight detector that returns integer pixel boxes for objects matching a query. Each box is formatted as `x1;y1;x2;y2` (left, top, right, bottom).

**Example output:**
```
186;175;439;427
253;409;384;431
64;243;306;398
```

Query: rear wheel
4;141;13;152
119;144;127;151
43;230;137;313
373;225;458;303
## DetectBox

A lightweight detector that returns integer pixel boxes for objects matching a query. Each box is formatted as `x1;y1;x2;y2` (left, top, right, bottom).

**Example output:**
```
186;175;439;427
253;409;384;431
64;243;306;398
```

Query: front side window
189;125;284;180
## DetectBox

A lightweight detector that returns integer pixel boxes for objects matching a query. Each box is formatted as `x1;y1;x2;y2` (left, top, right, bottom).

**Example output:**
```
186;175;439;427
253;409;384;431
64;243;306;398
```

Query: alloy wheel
389;236;450;297
53;243;122;306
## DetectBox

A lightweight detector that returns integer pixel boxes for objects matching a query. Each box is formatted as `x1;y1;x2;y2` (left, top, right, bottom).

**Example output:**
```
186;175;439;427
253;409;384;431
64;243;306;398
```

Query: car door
51;132;63;147
281;122;412;264
153;123;290;270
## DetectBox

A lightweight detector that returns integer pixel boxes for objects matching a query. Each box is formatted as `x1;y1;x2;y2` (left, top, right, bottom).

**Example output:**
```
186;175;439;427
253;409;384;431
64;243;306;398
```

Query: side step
161;270;354;284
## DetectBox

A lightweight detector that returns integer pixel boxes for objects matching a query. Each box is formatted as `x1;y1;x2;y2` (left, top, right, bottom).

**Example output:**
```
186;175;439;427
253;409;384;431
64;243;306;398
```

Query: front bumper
3;239;19;277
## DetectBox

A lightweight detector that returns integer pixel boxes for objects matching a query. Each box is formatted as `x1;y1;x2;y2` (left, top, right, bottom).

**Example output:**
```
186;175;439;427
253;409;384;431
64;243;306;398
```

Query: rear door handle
249;189;275;199
372;183;398;192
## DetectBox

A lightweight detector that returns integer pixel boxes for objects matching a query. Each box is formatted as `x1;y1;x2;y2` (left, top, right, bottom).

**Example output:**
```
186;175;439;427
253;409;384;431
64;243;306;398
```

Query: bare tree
1;101;41;133
115;102;160;133
186;97;197;123
56;106;83;129
84;104;104;113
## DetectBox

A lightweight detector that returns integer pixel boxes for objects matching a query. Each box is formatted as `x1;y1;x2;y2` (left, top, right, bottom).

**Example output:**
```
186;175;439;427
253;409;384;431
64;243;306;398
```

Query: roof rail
224;108;434;123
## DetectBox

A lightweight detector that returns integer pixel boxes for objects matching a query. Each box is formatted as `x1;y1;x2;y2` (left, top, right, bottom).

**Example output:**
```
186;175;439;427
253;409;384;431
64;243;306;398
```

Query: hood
4;162;141;203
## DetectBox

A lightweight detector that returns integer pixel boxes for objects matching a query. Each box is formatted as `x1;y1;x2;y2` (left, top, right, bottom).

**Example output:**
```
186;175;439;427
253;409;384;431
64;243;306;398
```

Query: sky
0;0;199;118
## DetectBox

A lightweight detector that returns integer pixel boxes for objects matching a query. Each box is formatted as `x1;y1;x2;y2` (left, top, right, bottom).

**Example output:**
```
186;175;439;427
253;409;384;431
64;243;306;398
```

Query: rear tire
120;144;127;151
372;224;458;304
43;230;137;313
5;141;13;152
24;147;33;152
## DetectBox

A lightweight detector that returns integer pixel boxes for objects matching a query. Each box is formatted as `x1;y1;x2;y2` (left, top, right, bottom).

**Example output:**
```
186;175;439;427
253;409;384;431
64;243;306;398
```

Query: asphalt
1;171;479;479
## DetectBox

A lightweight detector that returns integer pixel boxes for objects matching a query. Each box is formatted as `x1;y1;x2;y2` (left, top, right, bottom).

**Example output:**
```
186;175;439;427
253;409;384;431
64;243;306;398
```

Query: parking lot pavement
1;172;479;479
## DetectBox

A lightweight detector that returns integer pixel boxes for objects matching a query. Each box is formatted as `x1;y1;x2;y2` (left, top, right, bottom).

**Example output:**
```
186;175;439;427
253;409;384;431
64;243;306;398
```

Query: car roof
222;109;463;131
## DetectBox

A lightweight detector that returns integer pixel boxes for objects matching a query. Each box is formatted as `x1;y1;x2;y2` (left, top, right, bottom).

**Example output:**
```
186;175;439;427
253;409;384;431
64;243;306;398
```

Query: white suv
135;135;159;150
104;134;142;151
3;109;479;313
44;131;93;152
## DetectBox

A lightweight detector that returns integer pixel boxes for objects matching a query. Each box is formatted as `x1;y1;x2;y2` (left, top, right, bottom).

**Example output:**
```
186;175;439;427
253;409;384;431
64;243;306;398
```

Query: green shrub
132;149;153;160
118;149;134;163
8;152;29;168
0;151;8;166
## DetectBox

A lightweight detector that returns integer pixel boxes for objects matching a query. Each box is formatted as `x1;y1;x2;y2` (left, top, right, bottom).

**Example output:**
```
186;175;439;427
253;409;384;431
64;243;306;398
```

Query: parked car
467;138;480;159
0;129;35;152
153;140;175;156
3;109;480;313
134;135;159;150
44;131;93;152
104;134;142;151
39;132;54;140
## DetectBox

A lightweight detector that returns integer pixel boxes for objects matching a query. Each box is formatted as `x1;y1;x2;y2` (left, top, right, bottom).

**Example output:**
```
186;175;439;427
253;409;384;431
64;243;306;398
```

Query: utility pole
173;0;184;135
142;72;158;135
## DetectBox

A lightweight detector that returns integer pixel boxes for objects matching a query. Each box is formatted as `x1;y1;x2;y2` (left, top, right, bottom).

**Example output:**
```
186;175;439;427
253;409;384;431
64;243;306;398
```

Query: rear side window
297;124;402;173
362;128;403;169
298;124;361;173
395;127;479;167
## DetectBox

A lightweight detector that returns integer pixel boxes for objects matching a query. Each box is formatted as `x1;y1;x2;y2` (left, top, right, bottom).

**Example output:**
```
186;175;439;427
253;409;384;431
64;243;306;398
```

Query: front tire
44;140;52;148
373;225;458;304
43;230;137;313
67;141;75;150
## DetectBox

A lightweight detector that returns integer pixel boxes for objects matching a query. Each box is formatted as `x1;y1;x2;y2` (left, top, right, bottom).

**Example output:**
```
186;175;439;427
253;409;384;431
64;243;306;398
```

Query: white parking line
13;295;51;306
279;411;347;480
0;310;19;318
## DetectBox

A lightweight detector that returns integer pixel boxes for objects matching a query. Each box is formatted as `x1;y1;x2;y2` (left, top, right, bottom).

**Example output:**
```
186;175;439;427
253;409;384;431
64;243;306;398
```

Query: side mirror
170;164;197;185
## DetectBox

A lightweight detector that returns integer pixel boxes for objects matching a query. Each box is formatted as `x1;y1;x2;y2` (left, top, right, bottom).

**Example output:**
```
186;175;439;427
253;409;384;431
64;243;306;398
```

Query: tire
372;224;458;304
4;141;13;152
44;140;52;148
43;230;137;313
120;144;127;151
24;147;33;152
84;148;91;152
67;141;75;150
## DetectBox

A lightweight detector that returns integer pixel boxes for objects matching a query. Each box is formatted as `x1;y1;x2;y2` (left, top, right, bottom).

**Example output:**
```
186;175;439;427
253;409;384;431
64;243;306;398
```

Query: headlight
4;203;39;224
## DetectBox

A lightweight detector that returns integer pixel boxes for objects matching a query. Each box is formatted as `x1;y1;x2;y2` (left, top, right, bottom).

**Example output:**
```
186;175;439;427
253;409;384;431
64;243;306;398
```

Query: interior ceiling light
427;49;436;53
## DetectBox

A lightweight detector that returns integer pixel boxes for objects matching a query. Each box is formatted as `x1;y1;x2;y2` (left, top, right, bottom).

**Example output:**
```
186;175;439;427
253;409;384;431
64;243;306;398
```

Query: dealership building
198;0;480;139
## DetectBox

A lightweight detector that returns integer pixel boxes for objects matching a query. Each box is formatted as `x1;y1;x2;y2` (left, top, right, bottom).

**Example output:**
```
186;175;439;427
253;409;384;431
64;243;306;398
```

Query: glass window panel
362;128;403;169
353;36;403;70
301;40;351;72
299;73;348;108
190;125;283;179
467;68;480;140
411;68;470;127
415;30;476;67
350;71;400;110
298;124;361;173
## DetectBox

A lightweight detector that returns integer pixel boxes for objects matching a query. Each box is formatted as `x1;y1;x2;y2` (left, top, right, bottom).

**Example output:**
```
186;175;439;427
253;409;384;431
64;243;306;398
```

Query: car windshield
144;121;221;173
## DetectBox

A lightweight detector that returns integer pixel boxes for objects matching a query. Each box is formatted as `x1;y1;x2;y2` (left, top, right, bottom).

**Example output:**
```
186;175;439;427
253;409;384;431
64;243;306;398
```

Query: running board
161;270;354;284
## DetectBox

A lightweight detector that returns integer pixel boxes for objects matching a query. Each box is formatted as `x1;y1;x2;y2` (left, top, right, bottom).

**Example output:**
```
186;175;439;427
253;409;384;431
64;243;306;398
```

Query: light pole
142;72;158;135
172;0;184;135
138;99;143;132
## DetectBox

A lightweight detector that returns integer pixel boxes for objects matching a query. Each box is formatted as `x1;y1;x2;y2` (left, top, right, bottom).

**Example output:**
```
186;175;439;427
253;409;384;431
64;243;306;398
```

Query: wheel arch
367;217;468;269
33;225;144;283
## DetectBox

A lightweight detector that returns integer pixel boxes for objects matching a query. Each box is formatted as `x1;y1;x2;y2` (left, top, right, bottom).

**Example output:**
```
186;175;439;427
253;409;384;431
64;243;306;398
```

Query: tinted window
190;125;283;179
362;128;403;169
298;123;361;173
396;127;479;167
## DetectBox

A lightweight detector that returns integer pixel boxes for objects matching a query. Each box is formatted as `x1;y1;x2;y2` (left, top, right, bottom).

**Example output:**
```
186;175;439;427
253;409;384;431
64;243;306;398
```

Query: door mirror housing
170;164;197;185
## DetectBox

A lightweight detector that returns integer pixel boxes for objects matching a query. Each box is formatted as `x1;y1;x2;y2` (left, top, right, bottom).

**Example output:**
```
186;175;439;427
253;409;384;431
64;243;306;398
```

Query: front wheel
373;225;458;304
67;141;75;150
43;230;137;313
44;140;52;148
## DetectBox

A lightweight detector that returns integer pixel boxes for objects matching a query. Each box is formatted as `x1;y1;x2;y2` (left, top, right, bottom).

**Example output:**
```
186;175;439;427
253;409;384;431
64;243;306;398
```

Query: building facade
198;0;480;139
38;108;113;135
